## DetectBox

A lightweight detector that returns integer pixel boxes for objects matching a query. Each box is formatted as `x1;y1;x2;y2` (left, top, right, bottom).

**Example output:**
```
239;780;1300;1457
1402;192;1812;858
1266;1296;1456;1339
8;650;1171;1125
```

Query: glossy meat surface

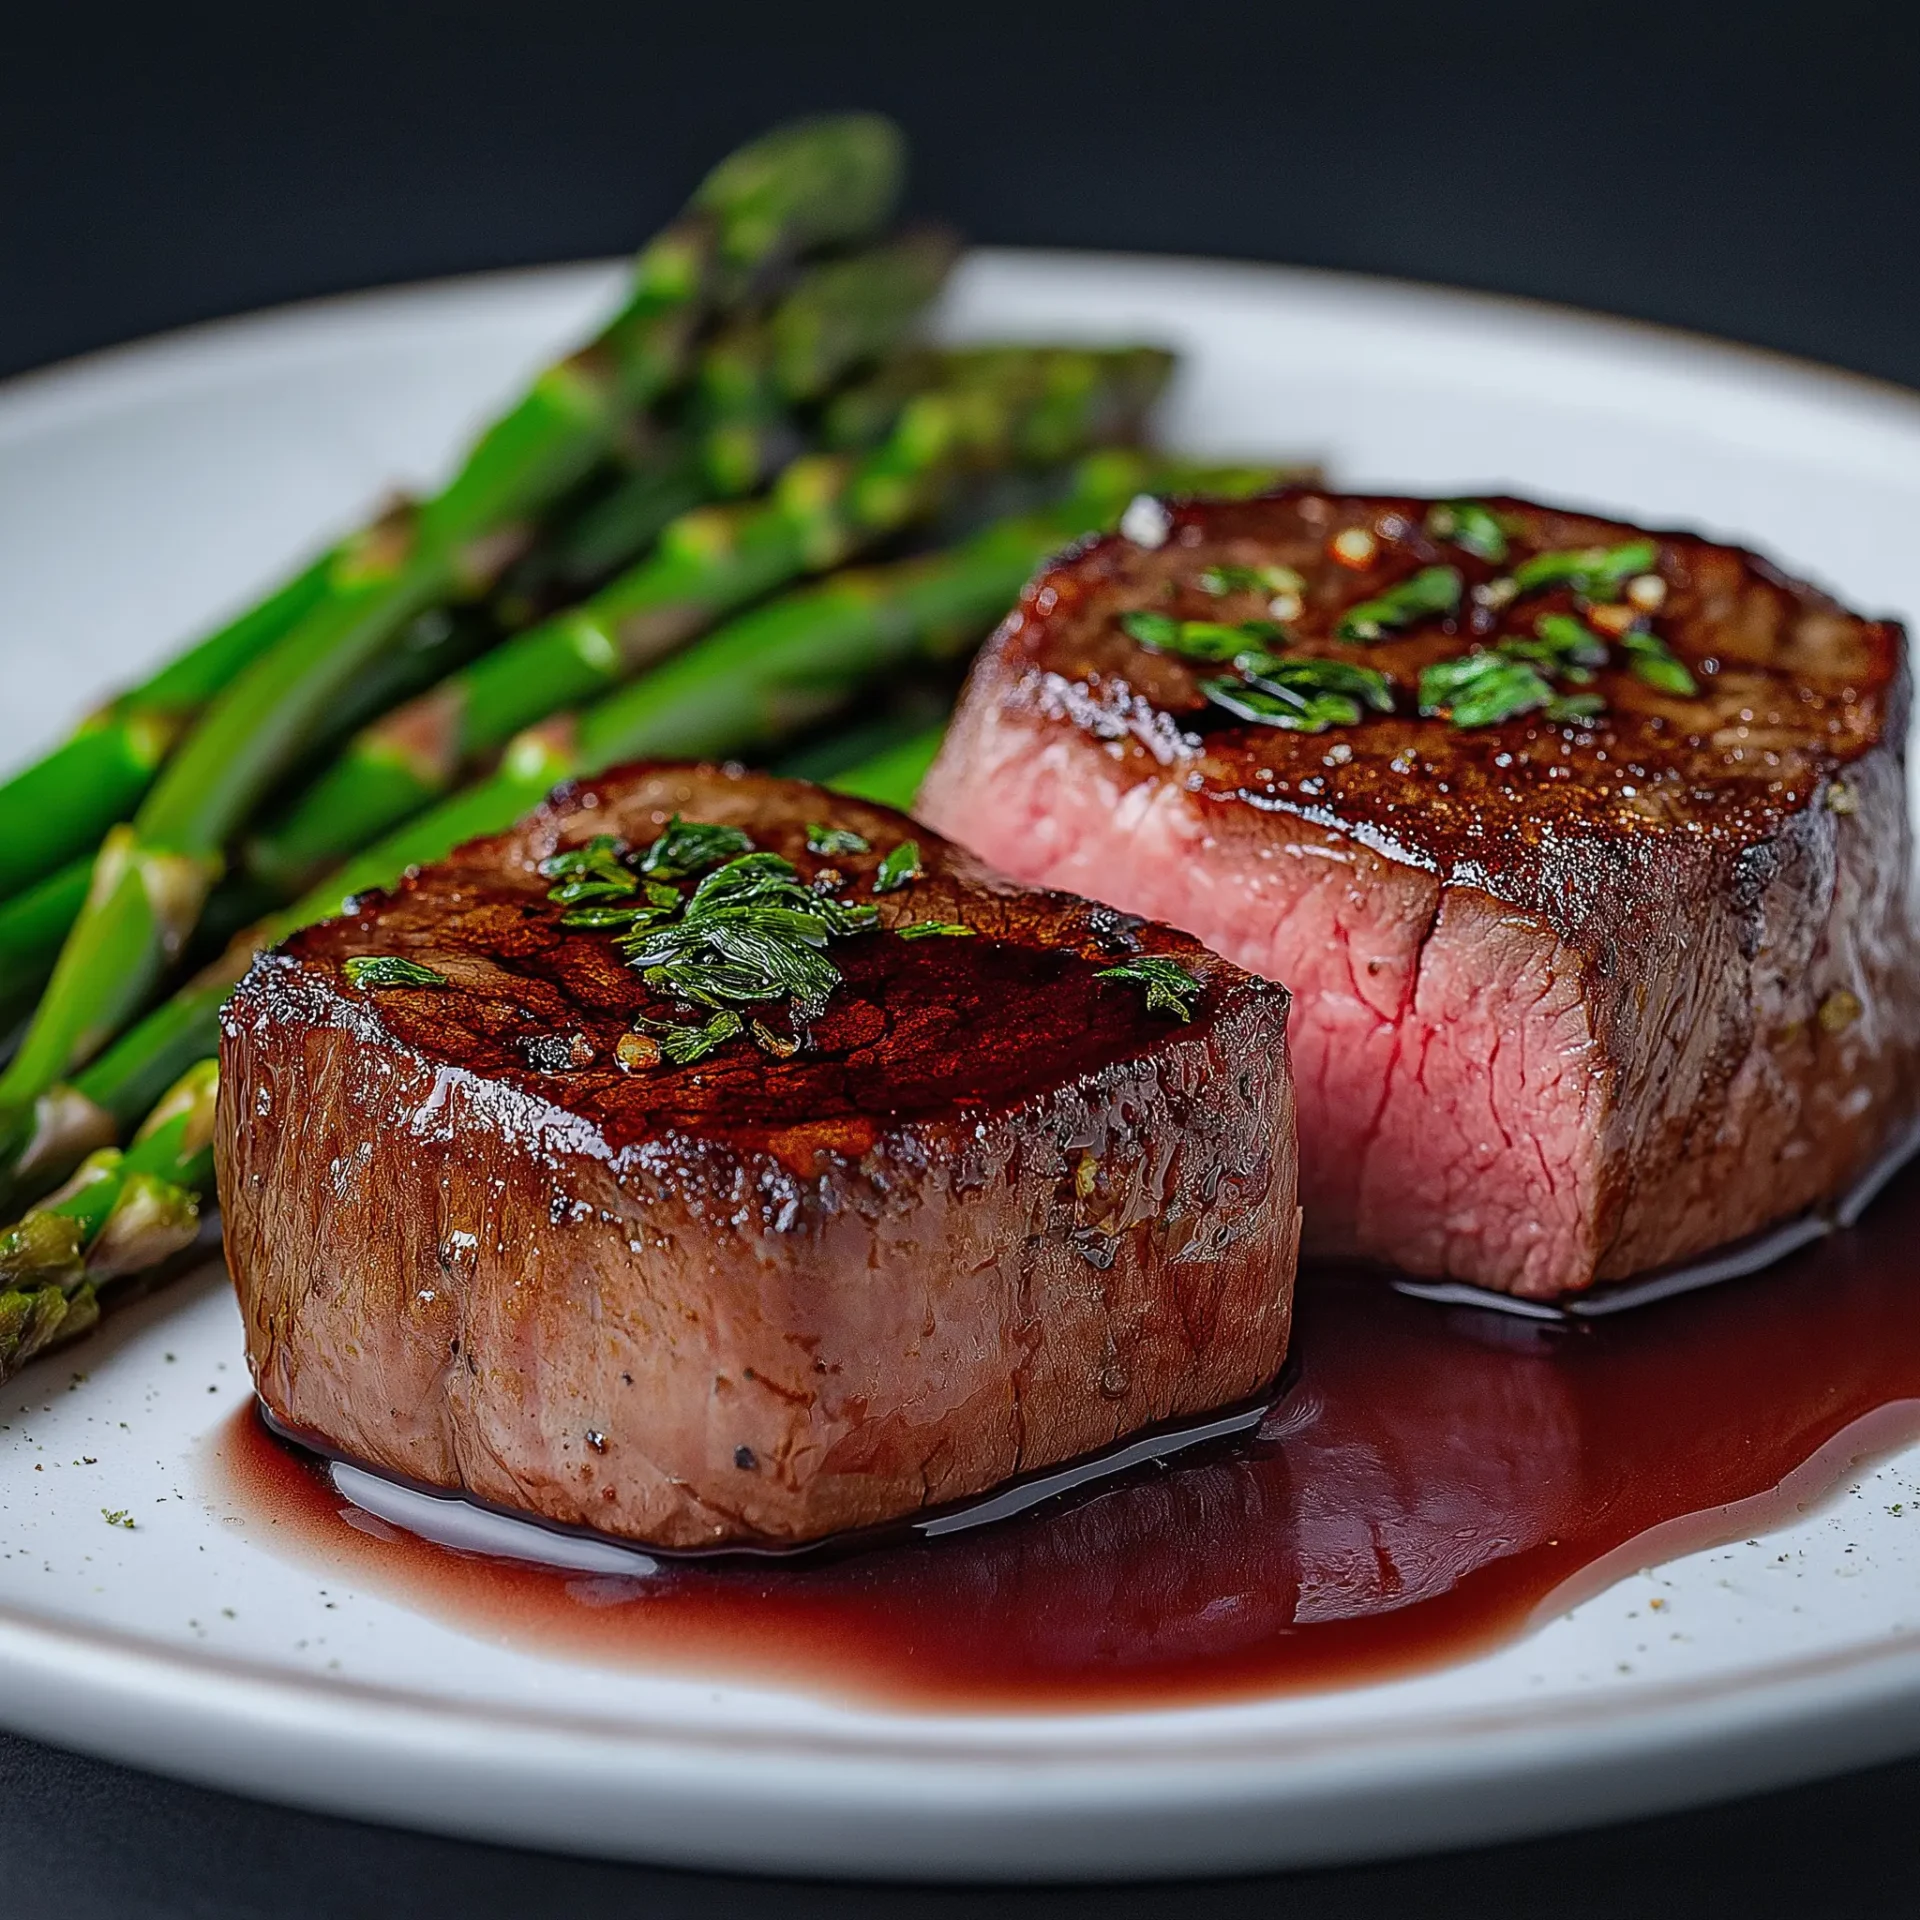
920;488;1920;1297
217;765;1299;1548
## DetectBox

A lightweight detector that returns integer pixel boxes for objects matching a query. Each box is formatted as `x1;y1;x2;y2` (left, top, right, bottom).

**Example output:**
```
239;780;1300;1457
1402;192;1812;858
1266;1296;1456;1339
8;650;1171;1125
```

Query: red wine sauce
212;1169;1920;1713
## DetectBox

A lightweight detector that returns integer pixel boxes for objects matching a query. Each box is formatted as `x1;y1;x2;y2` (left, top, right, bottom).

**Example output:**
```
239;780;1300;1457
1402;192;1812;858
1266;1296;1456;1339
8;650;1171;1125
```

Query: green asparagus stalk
0;551;339;904
491;226;960;618
0;604;512;1035
502;451;711;617
297;453;1279;912
2;455;945;1044
240;345;1171;898
0;456;1287;1233
691;224;960;489
0;861;94;1038
0;349;967;1031
0;119;911;911
244;235;974;898
771;700;951;785
824;725;948;809
0;116;906;1169
0;1060;217;1381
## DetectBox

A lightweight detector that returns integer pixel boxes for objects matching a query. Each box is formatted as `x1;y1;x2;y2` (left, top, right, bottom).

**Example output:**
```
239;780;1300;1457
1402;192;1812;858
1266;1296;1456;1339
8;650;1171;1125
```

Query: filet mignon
216;764;1298;1550
919;488;1920;1299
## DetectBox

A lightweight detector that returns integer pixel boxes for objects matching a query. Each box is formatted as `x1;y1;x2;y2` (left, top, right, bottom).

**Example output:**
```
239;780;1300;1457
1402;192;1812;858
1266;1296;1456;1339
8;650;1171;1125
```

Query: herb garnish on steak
217;764;1298;1549
921;486;1920;1299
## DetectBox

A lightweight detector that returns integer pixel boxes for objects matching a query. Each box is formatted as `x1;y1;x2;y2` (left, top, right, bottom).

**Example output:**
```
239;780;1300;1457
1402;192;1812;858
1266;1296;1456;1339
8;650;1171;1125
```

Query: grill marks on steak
216;765;1298;1549
920;488;1920;1298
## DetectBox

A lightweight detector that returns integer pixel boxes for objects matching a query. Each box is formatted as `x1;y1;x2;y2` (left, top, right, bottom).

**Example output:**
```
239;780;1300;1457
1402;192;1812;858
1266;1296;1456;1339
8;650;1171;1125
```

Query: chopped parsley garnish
1196;562;1305;598
1201;680;1351;732
806;823;870;857
559;903;668;930
1509;539;1658;599
1425;501;1510;564
873;841;924;894
1094;955;1204;1022
1258;657;1395;710
639;1008;743;1066
1622;629;1698;695
565;820;986;1068
1120;611;1286;663
622;853;843;1017
1418;653;1555;728
1202;657;1394;733
1122;601;1396;736
896;920;975;939
1418;649;1603;729
343;955;447;990
1507;612;1609;681
815;893;881;936
1419;603;1633;728
537;834;637;904
607;836;886;1064
543;820;769;947
636;816;756;880
1117;609;1181;648
1545;692;1606;722
538;833;625;879
1335;565;1462;642
540;833;704;909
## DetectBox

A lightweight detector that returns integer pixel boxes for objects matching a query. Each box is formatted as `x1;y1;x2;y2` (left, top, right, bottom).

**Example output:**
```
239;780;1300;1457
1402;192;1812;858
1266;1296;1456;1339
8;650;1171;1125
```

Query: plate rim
5;243;1917;440
6;248;1920;1878
6;1569;1920;1878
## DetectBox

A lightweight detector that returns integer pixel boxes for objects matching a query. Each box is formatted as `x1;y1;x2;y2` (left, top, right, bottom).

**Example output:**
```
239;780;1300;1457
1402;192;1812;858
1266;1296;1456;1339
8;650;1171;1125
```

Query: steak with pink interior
919;488;1920;1298
217;763;1298;1549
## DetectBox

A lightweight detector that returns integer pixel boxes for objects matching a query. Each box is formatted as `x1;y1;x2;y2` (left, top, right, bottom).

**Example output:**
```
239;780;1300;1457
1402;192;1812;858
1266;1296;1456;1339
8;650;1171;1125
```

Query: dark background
7;1;1920;390
7;1;1920;1912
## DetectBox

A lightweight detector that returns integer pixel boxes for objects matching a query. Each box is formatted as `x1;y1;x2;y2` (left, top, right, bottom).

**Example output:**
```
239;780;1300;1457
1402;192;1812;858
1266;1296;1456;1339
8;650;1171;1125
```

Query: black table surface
6;2;1920;1911
7;1727;1920;1917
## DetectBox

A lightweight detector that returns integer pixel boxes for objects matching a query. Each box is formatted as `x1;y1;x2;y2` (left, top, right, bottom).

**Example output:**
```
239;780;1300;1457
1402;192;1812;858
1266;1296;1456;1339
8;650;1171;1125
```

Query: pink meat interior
921;709;1603;1297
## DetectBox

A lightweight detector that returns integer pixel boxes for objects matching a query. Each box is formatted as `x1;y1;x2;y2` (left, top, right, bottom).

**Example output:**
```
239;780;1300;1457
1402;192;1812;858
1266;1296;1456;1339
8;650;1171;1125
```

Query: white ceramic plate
4;252;1920;1883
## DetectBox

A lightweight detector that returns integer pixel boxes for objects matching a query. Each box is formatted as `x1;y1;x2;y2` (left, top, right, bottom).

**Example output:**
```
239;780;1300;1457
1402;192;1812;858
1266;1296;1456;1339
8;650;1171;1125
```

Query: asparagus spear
0;603;523;1031
0;118;909;909
824;725;948;809
244;235;973;898
0;724;939;1382
14;455;1278;1170
0;861;93;1039
0;115;906;1166
295;454;1281;914
237;239;960;902
0;714;940;1376
771;699;951;784
0;552;340;907
692;225;960;489
0;1060;216;1381
490;227;960;619
0;459;1291;1345
241;345;1171;897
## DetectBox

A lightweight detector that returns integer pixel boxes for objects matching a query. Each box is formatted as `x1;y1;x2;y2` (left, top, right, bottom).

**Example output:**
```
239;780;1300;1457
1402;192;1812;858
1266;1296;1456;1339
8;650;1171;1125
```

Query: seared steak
919;488;1920;1299
217;765;1298;1550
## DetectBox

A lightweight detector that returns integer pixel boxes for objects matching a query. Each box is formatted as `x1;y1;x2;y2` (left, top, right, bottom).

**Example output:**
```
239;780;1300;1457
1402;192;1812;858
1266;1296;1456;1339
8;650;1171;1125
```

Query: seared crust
921;488;1920;1294
217;765;1299;1548
985;490;1905;888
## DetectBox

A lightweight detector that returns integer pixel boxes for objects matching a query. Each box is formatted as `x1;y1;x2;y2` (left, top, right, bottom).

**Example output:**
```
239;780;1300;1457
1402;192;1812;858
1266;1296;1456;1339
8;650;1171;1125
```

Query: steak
919;488;1920;1299
216;764;1298;1550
